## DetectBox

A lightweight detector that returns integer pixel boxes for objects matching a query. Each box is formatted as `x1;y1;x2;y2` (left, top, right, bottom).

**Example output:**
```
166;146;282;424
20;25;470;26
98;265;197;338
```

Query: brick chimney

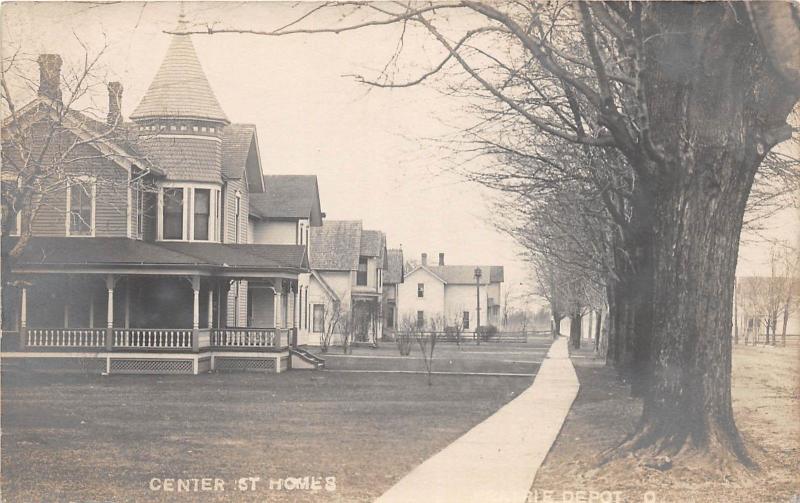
421;253;427;266
107;82;123;126
438;253;445;266
37;54;62;101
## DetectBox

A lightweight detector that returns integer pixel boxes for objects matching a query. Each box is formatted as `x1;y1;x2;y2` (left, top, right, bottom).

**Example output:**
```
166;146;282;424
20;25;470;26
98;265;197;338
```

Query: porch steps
290;347;325;370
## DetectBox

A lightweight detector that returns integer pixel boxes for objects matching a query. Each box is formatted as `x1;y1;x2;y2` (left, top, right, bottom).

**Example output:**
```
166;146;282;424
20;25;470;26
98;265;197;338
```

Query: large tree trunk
569;312;582;349
610;3;798;469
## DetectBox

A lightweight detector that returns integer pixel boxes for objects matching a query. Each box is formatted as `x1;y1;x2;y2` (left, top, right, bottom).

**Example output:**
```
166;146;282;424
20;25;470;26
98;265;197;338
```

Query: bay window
193;188;210;241
162;187;184;240
159;185;221;241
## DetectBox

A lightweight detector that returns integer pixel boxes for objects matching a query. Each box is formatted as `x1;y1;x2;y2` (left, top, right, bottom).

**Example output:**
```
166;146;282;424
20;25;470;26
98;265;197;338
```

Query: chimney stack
439;253;445;266
37;54;62;102
421;253;428;266
107;82;123;126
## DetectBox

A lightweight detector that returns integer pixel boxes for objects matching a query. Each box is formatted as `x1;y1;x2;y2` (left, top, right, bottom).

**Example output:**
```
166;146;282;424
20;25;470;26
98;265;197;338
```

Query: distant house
306;220;387;345
398;253;504;331
382;249;405;339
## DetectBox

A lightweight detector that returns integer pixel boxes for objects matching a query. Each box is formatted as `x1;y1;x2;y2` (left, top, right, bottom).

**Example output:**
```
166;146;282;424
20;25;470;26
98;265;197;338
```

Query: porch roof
3;237;308;275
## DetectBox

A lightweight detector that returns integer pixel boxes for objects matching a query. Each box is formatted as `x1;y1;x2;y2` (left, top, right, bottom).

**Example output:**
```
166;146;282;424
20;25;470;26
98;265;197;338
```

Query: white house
306;220;387;345
247;175;323;340
398;253;504;331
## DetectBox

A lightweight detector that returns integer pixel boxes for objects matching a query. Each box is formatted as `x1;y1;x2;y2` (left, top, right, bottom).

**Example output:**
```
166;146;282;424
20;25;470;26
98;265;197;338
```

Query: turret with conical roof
131;12;228;126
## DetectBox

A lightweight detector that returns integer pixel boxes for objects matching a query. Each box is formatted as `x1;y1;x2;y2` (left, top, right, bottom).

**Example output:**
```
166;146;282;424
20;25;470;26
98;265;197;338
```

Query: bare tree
175;0;800;469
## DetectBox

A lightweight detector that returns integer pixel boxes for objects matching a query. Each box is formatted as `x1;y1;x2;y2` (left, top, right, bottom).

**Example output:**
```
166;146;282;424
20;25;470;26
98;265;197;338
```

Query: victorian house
1;19;319;373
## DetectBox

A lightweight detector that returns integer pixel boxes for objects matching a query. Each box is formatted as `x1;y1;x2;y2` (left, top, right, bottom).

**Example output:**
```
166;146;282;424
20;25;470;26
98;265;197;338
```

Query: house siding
26;135;130;237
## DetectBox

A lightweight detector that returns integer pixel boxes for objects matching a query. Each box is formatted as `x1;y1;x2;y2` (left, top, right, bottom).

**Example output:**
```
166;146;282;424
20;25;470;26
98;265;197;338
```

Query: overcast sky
2;2;797;305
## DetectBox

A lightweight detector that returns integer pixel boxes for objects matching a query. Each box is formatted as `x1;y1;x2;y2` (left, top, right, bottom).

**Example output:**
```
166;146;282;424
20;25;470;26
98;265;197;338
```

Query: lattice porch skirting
0;351;289;375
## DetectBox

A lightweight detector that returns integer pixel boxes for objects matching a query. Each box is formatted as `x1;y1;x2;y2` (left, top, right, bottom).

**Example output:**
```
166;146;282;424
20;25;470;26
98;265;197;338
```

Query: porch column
273;287;282;329
105;275;115;350
19;286;28;350
124;278;131;328
89;291;95;328
207;283;214;328
192;276;200;351
289;284;297;329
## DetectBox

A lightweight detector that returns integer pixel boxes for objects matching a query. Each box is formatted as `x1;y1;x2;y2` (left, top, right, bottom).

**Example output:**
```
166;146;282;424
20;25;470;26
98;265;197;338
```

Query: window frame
193;188;212;241
157;183;221;242
161;186;186;240
312;304;325;333
356;256;369;286
416;310;425;328
417;283;424;298
463;311;470;330
65;177;96;237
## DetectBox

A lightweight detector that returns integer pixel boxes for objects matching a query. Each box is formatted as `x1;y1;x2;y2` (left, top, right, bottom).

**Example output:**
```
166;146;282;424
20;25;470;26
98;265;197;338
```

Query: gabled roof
360;230;385;258
250;175;321;221
309;220;362;271
385;249;405;284
1;97;161;176
406;264;504;285
130;26;228;123
221;124;264;191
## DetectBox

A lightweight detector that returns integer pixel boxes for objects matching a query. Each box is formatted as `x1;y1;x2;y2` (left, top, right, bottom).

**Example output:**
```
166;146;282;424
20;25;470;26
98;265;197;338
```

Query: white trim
156;183;221;242
234;191;242;244
126;171;132;238
144;134;222;143
65;177;96;237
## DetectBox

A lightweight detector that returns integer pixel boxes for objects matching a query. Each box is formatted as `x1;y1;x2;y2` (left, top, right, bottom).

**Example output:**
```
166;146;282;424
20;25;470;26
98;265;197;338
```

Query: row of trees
178;1;800;470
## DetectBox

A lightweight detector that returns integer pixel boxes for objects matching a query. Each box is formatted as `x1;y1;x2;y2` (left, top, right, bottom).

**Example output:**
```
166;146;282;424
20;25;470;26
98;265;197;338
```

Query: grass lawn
530;342;800;503
1;340;550;502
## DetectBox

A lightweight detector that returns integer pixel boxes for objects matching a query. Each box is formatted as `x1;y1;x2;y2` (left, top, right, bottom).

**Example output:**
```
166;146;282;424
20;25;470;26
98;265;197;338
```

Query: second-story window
163;187;184;240
67;180;94;236
417;283;424;298
193;189;211;241
357;256;368;286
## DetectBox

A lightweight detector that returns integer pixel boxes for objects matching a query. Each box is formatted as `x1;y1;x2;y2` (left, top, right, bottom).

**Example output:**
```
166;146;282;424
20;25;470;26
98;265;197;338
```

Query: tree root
594;419;758;482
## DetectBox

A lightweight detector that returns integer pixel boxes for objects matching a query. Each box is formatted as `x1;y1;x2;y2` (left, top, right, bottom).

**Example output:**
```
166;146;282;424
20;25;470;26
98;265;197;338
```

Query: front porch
1;237;312;374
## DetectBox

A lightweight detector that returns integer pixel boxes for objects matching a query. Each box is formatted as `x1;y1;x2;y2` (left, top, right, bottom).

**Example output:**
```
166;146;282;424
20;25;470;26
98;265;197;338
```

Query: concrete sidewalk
376;336;579;503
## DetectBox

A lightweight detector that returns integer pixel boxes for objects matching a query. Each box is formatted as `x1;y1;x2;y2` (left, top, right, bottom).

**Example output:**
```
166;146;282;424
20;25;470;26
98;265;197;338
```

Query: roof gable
309;220;362;271
250;175;321;220
1;98;160;176
222;124;263;191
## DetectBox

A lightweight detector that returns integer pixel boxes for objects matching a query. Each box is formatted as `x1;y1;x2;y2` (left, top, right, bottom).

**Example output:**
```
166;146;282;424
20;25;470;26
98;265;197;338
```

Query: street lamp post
475;267;482;344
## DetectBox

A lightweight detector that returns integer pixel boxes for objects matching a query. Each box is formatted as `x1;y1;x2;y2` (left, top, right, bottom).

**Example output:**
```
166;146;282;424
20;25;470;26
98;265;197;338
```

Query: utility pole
475;267;482;344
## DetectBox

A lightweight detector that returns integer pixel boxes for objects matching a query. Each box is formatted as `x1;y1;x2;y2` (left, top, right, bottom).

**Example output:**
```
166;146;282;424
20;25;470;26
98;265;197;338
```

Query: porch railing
113;329;193;349
26;328;106;348
211;328;290;349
